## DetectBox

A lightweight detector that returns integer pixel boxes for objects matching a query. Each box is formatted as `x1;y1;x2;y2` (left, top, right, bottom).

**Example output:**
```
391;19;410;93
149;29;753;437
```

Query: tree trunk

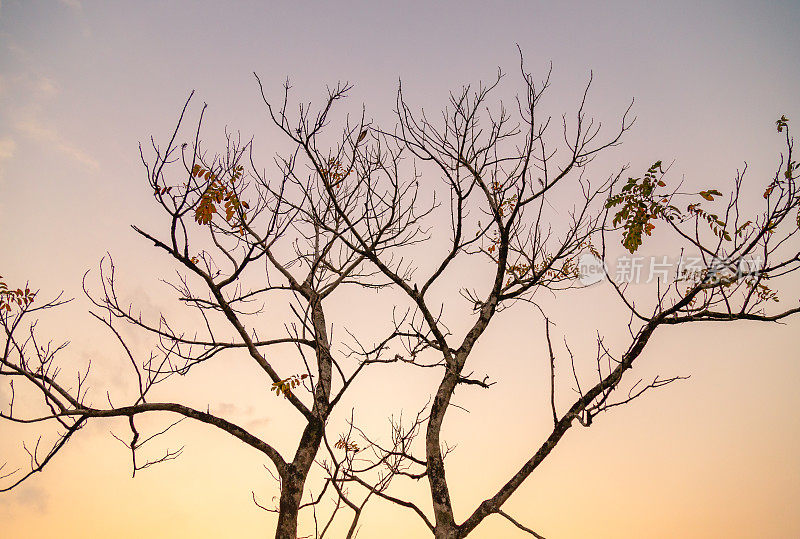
275;471;303;539
273;297;332;538
434;526;460;539
274;416;326;539
426;368;460;536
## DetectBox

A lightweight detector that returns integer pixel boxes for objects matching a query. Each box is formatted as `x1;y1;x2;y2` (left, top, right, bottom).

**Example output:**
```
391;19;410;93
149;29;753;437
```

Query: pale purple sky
1;1;799;537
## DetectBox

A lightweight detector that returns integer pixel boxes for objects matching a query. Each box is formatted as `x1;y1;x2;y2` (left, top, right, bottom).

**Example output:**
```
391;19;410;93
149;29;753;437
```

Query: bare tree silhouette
3;57;799;538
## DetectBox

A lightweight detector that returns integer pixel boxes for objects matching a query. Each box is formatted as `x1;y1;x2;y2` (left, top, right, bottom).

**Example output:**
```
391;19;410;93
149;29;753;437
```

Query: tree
2;87;416;537
3;57;799;538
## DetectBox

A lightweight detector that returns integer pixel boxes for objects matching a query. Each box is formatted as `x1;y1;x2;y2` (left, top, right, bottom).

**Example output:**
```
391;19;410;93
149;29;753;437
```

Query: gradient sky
1;1;799;538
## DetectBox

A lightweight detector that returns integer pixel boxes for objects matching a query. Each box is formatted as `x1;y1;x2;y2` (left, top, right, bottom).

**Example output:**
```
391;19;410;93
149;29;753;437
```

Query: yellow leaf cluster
321;159;348;190
334;435;359;452
271;373;309;397
191;164;249;230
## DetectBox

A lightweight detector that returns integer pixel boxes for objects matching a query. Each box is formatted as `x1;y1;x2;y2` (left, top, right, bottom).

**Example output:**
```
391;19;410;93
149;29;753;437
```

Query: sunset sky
1;1;799;538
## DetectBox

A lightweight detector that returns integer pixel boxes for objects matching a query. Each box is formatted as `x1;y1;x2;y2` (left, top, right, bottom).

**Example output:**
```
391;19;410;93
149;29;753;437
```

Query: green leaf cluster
605;161;679;252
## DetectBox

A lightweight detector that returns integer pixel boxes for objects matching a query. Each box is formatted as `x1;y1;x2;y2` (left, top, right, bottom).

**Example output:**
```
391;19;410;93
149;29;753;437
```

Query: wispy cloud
0;483;50;513
0;137;16;175
33;75;58;98
0;62;99;170
15;117;99;169
213;402;271;429
0;137;15;158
